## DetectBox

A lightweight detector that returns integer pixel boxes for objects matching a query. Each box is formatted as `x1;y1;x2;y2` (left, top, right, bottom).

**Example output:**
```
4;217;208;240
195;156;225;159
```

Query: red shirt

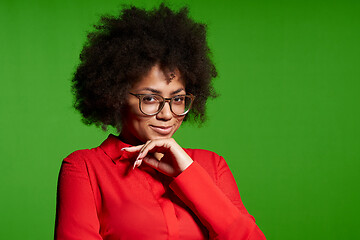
55;134;266;239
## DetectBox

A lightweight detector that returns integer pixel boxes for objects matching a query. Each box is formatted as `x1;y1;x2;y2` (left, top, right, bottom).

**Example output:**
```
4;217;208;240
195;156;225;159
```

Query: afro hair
72;3;218;131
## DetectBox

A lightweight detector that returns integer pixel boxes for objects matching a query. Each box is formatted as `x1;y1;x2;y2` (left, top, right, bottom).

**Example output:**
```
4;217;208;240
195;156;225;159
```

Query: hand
121;138;193;177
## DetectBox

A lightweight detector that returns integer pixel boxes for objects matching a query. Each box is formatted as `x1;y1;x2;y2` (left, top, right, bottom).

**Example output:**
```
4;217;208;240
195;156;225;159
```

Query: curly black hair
72;3;218;131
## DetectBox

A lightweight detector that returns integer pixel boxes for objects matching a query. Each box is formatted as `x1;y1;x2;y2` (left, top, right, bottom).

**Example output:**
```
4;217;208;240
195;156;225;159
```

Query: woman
55;4;266;240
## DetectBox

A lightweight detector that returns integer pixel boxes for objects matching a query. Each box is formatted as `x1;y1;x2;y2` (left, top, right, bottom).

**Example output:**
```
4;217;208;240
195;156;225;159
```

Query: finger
135;140;152;162
137;140;169;161
139;140;152;155
136;140;153;161
141;156;160;170
121;145;144;152
121;144;148;169
132;140;153;169
142;156;178;177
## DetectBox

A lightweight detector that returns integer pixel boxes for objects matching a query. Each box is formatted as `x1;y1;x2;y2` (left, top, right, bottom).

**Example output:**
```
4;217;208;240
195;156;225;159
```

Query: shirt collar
99;134;136;164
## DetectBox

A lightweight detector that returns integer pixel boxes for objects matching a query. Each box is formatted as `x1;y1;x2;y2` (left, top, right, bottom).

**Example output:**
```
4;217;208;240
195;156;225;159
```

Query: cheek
129;113;150;130
128;102;142;116
174;117;185;129
122;105;143;130
124;112;153;142
127;109;154;132
124;101;147;123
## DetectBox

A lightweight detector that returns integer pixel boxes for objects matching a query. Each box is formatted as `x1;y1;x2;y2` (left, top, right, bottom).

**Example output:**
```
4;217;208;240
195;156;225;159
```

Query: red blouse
55;134;266;239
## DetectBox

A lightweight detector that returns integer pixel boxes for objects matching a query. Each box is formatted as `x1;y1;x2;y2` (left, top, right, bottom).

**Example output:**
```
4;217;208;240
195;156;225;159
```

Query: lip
149;125;174;135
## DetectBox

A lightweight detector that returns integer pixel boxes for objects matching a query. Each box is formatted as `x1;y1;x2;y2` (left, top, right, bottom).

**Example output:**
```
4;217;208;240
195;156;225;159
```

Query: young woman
55;4;266;240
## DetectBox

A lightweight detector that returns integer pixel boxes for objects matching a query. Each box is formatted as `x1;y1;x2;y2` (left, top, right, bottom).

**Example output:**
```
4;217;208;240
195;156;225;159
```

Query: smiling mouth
149;125;174;135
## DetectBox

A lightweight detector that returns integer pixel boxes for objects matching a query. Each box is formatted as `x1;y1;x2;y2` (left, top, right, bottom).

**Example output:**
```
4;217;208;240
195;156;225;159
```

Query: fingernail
133;159;142;169
133;160;139;169
137;159;142;168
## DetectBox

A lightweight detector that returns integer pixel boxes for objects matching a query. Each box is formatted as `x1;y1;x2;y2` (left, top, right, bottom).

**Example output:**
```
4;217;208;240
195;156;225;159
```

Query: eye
142;95;160;104
173;96;185;104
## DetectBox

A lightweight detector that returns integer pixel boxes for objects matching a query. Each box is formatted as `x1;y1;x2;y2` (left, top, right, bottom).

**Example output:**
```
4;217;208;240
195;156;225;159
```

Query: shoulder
60;147;103;178
63;148;93;165
63;143;106;164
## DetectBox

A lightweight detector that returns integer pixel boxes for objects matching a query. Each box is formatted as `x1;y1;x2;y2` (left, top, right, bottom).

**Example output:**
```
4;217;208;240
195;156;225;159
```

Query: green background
1;0;359;239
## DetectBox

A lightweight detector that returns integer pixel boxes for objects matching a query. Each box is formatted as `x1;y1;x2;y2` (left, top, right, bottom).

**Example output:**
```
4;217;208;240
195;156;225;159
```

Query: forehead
131;64;185;92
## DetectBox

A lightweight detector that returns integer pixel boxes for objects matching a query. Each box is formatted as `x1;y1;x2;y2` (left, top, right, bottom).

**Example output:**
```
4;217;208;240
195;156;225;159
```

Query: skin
120;64;193;177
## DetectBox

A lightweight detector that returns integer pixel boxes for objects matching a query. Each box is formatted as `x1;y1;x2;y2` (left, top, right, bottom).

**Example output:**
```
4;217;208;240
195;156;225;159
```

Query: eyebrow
139;87;185;95
171;88;185;95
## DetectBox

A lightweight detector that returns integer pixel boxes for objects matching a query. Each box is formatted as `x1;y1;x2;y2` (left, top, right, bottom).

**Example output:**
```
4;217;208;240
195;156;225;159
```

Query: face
120;64;186;145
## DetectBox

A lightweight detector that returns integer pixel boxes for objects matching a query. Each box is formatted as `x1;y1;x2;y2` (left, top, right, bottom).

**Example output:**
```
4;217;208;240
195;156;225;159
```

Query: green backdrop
1;0;359;239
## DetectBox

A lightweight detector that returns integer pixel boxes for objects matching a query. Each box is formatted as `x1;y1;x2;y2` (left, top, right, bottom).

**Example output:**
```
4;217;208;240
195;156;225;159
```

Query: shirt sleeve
55;151;103;240
169;157;266;240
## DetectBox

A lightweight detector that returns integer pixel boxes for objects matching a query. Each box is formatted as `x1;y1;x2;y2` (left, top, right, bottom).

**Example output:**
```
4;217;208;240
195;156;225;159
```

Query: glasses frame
129;92;195;116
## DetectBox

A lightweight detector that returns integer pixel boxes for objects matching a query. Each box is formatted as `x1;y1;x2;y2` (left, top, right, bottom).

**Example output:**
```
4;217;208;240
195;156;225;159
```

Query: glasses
129;93;195;116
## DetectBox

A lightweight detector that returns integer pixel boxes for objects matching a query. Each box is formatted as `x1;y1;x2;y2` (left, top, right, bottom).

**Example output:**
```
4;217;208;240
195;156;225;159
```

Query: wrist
178;158;193;174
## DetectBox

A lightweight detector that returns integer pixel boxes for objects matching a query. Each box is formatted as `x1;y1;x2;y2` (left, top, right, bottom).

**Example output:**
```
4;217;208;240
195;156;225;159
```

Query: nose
156;101;172;121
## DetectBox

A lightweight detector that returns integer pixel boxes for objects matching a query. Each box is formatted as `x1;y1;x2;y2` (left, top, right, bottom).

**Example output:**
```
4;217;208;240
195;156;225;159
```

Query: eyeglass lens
140;95;192;115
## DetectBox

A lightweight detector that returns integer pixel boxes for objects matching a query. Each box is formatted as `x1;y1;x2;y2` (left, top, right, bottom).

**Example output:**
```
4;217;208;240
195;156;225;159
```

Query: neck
118;132;142;146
